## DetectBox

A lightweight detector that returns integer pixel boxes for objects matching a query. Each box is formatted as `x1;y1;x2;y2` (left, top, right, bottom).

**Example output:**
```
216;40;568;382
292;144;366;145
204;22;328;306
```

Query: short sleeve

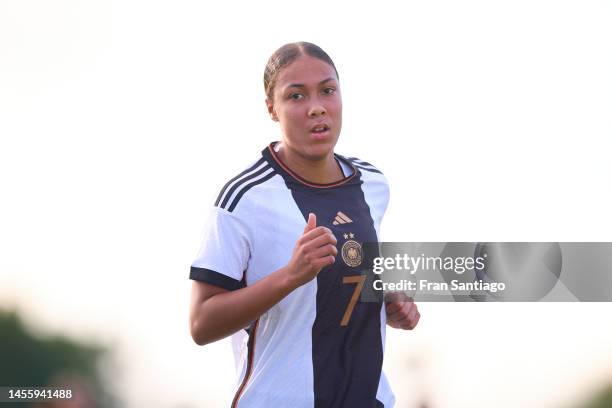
190;206;251;291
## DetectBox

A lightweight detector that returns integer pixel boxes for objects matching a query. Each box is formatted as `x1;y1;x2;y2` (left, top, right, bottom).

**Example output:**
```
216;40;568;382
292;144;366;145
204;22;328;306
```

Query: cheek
280;106;306;129
328;98;342;116
333;104;342;118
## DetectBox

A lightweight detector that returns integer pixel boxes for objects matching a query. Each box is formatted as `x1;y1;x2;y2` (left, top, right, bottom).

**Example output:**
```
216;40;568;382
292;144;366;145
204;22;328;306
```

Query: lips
310;123;330;133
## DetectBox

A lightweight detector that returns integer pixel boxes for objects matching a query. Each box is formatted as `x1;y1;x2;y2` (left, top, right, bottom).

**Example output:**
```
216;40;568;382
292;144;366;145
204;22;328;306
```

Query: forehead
275;55;337;90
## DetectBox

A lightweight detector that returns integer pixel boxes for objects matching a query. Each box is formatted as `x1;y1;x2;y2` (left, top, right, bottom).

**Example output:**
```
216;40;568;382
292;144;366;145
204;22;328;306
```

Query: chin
305;139;338;160
283;132;339;161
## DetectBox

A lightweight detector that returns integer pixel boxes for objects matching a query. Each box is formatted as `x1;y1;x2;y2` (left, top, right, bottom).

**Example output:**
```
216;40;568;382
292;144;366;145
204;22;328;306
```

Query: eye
322;87;336;95
289;93;303;100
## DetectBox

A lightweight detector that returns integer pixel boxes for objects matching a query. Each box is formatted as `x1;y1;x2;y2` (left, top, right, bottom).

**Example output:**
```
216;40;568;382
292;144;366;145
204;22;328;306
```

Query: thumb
303;213;317;233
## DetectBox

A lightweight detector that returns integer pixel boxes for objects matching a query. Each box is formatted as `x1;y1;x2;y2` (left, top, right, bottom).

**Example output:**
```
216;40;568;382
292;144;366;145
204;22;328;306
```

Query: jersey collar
263;142;359;189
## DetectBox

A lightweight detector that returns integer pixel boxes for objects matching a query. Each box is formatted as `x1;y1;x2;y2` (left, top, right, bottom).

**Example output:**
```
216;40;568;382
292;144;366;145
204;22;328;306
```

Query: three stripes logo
345;157;382;174
215;158;276;212
332;211;353;226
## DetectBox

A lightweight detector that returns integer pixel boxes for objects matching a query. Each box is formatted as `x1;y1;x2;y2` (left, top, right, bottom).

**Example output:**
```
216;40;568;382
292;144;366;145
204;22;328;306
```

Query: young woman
189;42;420;408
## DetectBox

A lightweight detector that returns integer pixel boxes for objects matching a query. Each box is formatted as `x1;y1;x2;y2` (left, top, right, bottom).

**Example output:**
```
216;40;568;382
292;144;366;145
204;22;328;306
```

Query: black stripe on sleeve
227;169;277;212
220;164;272;209
190;267;245;291
353;163;382;174
342;156;383;174
215;158;266;207
347;157;375;167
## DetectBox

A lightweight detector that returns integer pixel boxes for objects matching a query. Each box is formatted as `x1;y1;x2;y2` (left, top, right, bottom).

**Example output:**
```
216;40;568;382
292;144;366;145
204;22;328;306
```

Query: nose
308;103;326;117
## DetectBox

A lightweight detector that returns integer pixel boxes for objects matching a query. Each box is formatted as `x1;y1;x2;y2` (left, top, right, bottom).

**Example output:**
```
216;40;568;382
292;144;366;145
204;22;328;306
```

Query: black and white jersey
191;142;393;408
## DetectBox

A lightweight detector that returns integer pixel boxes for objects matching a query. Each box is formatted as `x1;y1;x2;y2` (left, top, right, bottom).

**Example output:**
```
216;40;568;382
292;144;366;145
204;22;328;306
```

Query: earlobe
266;99;279;122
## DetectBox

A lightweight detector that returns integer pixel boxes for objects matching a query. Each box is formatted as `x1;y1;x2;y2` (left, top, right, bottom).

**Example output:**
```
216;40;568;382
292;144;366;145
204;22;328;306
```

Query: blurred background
1;0;611;407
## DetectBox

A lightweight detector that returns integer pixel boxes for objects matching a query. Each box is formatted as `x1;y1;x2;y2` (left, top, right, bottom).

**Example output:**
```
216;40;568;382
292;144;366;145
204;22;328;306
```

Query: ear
266;98;279;122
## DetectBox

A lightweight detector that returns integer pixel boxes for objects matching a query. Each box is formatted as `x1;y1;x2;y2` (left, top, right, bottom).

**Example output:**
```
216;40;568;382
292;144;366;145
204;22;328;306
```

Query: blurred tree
0;309;119;408
579;383;612;408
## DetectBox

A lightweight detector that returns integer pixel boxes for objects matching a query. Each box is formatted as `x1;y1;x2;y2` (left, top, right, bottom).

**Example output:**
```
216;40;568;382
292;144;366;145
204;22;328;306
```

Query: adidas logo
332;211;353;225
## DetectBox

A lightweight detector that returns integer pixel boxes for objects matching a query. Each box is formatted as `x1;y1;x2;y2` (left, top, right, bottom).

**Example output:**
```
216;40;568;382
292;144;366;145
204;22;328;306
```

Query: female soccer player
189;42;420;408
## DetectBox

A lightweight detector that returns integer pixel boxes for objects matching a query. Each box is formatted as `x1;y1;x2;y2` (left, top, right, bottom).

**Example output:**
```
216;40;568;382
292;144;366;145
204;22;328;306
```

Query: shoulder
337;154;384;174
339;152;390;198
340;154;391;220
213;155;280;214
337;154;387;180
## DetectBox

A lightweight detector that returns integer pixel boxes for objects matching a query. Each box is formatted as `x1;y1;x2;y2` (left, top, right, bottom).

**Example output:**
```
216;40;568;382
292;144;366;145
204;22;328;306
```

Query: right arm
189;213;336;346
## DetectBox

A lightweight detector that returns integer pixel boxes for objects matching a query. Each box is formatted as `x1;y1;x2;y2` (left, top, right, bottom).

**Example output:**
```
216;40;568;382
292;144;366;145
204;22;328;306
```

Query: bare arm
189;213;337;346
190;266;297;345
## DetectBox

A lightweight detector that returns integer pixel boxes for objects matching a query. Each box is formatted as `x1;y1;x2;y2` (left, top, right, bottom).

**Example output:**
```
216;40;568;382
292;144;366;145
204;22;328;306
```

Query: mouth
310;123;331;139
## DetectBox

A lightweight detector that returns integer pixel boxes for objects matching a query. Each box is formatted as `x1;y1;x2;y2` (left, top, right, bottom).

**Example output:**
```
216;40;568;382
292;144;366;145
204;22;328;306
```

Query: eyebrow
286;77;336;89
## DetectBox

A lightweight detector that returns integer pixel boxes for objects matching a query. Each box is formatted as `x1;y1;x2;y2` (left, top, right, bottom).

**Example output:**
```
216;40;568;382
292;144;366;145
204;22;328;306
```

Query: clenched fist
385;293;420;330
286;213;338;288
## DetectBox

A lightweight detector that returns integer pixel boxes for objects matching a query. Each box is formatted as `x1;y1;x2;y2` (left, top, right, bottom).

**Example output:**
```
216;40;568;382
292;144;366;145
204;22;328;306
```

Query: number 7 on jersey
341;275;366;326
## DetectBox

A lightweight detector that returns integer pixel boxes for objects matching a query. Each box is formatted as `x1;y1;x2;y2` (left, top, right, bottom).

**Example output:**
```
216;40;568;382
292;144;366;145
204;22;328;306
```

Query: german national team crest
341;232;362;267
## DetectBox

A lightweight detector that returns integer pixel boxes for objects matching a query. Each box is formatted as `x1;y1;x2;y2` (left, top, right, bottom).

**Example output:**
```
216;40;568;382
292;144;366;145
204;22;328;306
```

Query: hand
385;293;420;330
286;213;337;288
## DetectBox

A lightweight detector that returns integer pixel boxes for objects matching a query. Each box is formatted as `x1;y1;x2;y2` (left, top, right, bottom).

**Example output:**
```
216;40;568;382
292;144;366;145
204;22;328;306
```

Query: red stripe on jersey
231;318;260;408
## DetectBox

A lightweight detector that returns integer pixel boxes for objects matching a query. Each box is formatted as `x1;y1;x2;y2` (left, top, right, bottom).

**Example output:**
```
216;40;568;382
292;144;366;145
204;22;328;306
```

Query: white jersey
191;142;394;408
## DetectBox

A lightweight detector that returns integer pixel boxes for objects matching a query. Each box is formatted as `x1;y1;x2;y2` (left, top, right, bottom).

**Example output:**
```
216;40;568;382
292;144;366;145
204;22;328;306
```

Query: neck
276;143;344;184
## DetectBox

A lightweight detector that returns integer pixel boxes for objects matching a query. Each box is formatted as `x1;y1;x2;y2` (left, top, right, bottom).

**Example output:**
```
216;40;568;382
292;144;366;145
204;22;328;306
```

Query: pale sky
1;1;611;407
